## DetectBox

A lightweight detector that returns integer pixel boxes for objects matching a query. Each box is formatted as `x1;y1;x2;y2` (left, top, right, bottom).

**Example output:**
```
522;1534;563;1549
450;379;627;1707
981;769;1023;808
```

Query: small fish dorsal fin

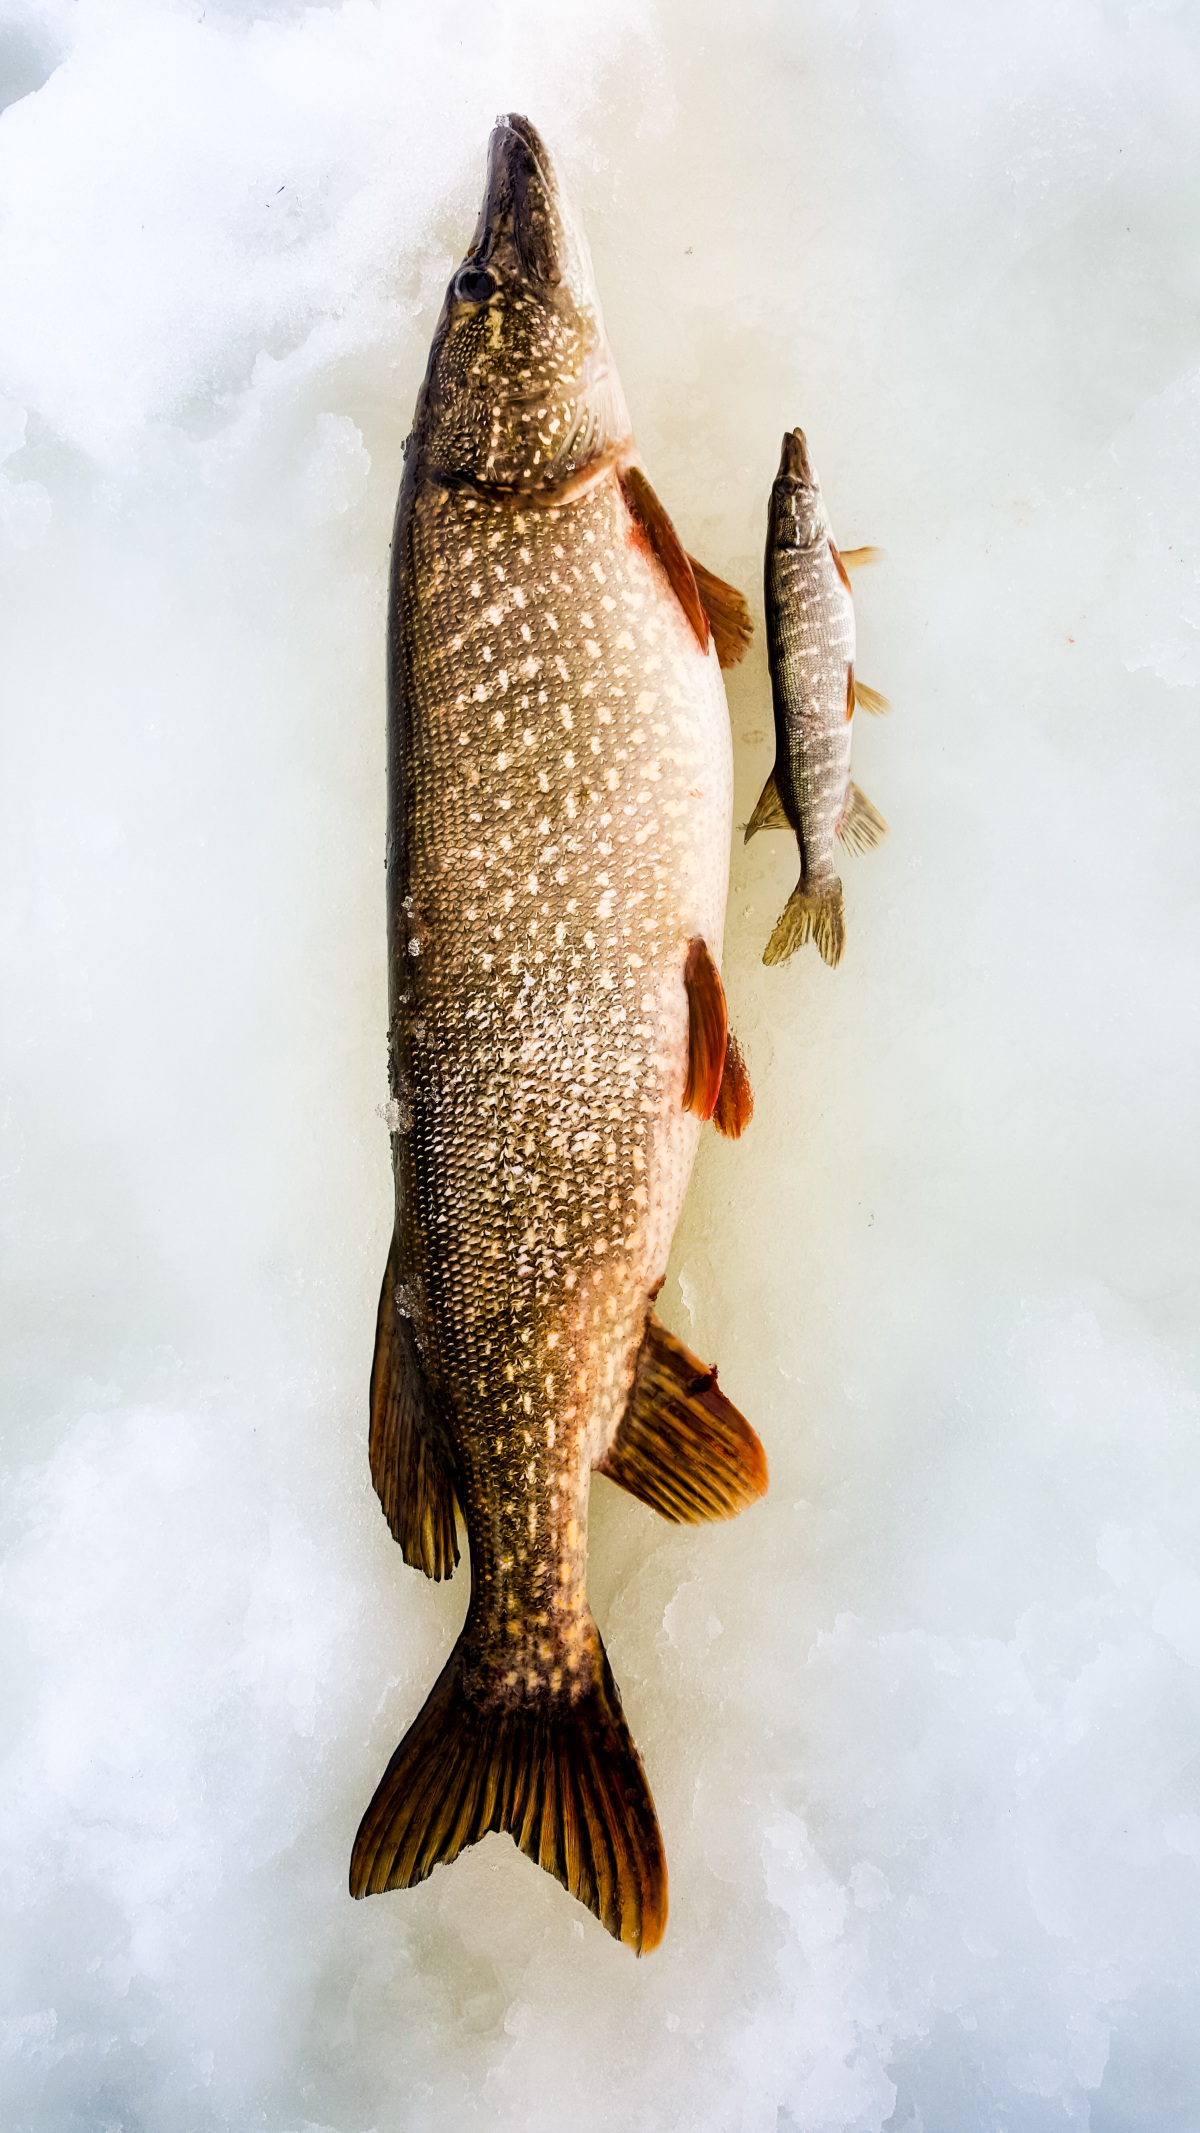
597;1310;768;1522
713;1029;753;1139
744;767;790;841
369;1230;461;1579
682;936;728;1120
687;554;754;668
619;465;710;655
350;1621;667;1954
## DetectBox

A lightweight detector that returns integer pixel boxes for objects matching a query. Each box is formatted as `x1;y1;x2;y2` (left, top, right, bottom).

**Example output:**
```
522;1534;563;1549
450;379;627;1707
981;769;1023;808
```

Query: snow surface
3;1;1200;2127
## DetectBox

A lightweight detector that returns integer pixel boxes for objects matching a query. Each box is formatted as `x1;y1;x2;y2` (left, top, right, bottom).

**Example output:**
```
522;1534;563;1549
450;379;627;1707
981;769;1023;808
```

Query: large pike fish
746;427;889;967
349;115;765;1954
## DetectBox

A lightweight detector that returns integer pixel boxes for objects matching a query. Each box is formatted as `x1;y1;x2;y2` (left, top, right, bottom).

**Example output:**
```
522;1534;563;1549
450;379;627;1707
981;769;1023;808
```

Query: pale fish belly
777;545;855;879
392;469;732;1668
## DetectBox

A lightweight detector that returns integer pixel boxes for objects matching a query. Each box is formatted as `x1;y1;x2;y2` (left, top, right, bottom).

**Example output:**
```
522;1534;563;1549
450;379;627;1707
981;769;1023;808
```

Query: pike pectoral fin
853;679;892;716
829;539;854;594
839;545;886;571
687;554;753;668
682;936;728;1121
713;1029;753;1139
619;465;710;656
837;782;888;854
744;766;790;842
764;879;846;968
349;1625;667;1955
370;1231;460;1580
598;1311;768;1522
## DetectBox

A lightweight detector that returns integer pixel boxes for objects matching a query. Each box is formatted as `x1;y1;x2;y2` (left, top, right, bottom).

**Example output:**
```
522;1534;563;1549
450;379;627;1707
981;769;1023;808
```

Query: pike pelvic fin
349;1626;668;1955
369;1232;460;1580
687;554;753;668
838;545;886;571
619;465;710;657
853;679;892;717
682;936;728;1121
837;781;889;854
763;879;846;968
713;1029;753;1139
744;766;790;841
597;1311;768;1523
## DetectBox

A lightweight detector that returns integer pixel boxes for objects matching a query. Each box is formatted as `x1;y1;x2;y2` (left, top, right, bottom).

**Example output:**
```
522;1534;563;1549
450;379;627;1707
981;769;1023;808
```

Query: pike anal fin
713;1029;753;1139
837;781;888;854
349;1625;667;1955
682;937;728;1121
598;1311;768;1523
687;554;753;668
370;1231;460;1580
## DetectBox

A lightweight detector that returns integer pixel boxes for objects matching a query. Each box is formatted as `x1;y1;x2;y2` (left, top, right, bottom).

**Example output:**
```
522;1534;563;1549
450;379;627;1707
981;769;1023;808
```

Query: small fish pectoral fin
838;545;886;571
836;781;888;854
349;1619;667;1955
597;1311;768;1523
369;1230;460;1580
743;766;790;842
763;879;846;968
853;679;891;716
682;937;728;1121
619;465;710;657
713;1029;753;1139
686;553;753;668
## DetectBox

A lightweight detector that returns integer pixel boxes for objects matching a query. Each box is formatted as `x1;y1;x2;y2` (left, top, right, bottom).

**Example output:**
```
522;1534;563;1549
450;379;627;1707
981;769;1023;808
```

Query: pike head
769;427;829;552
414;114;630;498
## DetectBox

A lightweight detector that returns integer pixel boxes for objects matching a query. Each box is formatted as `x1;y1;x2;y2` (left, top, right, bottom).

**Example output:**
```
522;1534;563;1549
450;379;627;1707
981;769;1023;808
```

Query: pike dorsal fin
597;1311;768;1523
620;466;710;656
687;554;753;668
369;1231;460;1579
682;936;727;1121
713;1029;753;1139
744;767;790;841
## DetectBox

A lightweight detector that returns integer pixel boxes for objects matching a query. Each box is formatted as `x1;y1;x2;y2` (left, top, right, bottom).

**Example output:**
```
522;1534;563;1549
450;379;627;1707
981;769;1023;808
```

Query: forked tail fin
349;1625;667;1954
763;877;846;968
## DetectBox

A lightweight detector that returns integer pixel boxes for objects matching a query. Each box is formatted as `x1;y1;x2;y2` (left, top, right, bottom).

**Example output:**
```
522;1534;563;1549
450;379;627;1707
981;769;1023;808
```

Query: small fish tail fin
370;1230;460;1579
349;1626;668;1954
763;878;845;968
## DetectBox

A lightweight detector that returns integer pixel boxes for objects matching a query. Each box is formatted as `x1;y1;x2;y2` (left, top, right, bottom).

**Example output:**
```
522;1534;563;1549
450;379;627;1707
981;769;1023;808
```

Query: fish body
747;428;888;966
350;116;764;1953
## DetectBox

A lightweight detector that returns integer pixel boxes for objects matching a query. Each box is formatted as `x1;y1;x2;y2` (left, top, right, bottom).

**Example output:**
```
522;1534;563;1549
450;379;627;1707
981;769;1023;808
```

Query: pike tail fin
349;1628;667;1954
763;878;846;968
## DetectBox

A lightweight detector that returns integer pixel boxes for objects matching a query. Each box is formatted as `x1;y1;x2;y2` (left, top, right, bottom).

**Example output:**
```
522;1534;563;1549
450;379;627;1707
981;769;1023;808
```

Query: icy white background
3;0;1200;2126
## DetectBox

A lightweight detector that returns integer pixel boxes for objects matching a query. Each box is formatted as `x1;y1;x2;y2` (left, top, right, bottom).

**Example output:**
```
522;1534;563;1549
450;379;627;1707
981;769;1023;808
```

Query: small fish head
769;427;828;551
418;115;629;493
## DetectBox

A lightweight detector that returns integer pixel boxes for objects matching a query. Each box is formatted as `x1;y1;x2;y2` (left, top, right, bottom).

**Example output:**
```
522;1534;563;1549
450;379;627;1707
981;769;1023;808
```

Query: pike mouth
472;111;566;288
777;427;815;488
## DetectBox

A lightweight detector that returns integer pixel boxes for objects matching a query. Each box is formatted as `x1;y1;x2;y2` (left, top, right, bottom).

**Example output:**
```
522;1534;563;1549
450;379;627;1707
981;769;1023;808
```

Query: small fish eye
455;265;497;305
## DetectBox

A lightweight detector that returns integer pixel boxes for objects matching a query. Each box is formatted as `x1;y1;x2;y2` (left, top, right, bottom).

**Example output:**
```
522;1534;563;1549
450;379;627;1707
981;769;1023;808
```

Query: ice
3;0;1200;2127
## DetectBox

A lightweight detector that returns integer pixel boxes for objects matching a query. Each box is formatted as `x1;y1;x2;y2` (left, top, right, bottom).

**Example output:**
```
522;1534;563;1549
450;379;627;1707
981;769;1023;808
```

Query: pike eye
456;265;496;305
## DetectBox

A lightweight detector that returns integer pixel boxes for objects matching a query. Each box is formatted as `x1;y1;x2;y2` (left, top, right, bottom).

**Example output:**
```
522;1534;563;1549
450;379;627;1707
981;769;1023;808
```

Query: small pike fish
746;427;889;967
349;116;765;1954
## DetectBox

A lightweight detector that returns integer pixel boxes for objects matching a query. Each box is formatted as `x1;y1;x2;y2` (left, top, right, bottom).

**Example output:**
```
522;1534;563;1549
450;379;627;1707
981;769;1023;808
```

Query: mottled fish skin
353;116;743;1947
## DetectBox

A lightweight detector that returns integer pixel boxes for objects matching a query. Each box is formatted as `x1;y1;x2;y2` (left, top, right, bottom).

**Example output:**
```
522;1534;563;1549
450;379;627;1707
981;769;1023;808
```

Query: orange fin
744;767;790;841
764;879;846;968
846;663;856;722
687;554;753;668
829;539;853;595
349;1621;667;1955
682;936;728;1120
839;545;886;571
370;1230;460;1580
713;1029;753;1139
598;1310;768;1523
620;465;710;656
